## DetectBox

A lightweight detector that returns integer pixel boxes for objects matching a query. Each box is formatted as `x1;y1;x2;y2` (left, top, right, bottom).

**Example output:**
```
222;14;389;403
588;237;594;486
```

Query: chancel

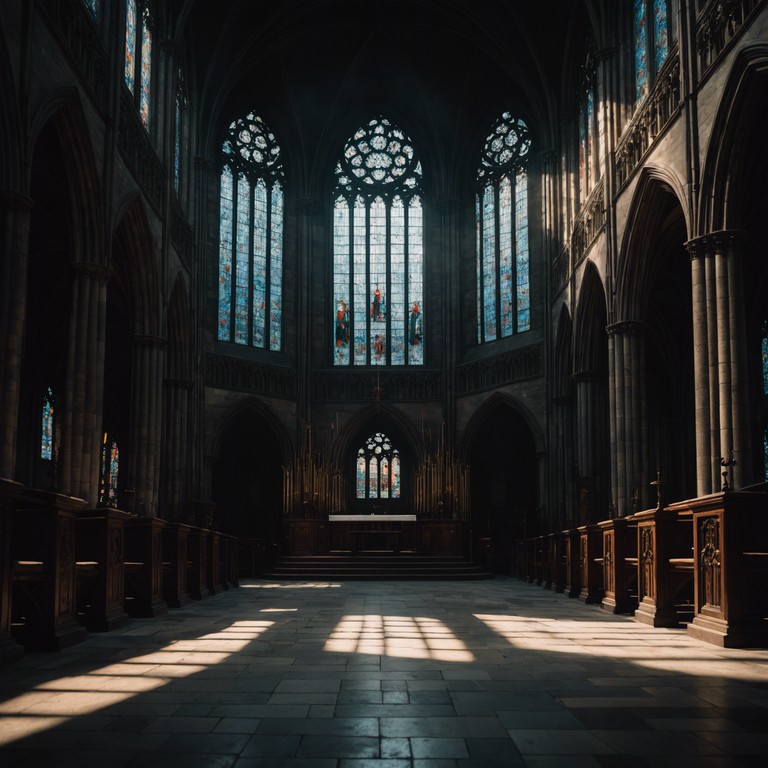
1;0;768;763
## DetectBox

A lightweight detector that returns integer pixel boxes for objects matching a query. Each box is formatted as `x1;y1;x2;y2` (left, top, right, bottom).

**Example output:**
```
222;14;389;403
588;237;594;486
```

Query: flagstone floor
2;576;768;767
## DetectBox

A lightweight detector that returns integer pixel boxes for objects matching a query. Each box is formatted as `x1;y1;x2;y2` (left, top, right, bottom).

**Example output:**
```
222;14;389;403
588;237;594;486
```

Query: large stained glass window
476;113;531;343
217;113;283;350
634;0;670;102
99;432;120;507
356;433;401;500
124;0;152;127
333;117;423;366
40;387;55;461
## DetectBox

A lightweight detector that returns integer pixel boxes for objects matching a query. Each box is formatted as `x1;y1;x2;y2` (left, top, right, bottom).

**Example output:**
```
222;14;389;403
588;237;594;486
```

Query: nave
1;577;767;767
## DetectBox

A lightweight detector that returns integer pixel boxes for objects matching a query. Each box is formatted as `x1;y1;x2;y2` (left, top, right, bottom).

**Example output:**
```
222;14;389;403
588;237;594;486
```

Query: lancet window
124;0;153;127
333;117;424;366
356;433;401;500
634;0;671;102
40;387;55;461
217;113;284;350
99;432;120;508
476;113;531;343
578;37;599;202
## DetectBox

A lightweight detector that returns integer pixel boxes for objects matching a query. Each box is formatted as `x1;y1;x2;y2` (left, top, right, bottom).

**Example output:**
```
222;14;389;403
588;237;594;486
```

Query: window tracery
356;432;401;500
124;0;153;127
476;113;531;343
333;117;424;366
217;112;284;350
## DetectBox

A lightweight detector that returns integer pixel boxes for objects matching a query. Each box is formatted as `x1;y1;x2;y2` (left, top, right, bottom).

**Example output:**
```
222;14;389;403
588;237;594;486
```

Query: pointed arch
698;43;768;233
615;166;690;322
574;261;608;374
554;303;574;399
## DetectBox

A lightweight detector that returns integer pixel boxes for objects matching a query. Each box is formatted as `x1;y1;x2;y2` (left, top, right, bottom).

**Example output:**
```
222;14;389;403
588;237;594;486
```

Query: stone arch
462;392;543;570
574;261;607;374
698;43;768;233
615;166;690;323
208;397;291;546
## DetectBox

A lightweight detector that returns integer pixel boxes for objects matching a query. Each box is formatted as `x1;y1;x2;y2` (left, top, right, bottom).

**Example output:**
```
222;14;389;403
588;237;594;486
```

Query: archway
465;396;538;573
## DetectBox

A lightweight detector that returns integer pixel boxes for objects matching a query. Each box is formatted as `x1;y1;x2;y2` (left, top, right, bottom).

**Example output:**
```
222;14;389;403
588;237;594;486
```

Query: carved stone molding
206;354;297;399
310;369;442;402
696;0;765;77
455;344;543;395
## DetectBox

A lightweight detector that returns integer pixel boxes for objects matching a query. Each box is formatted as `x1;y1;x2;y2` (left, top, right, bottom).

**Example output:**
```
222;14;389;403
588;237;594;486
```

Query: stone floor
1;576;768;767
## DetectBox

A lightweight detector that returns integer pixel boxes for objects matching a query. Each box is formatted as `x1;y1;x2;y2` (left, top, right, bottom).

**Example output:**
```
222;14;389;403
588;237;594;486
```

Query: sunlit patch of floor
241;582;342;589
324;614;475;662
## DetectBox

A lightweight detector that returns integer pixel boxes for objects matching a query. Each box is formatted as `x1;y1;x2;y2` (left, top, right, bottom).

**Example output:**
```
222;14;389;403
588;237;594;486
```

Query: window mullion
511;173;519;335
247;179;255;346
385;199;392;366
494;182;502;340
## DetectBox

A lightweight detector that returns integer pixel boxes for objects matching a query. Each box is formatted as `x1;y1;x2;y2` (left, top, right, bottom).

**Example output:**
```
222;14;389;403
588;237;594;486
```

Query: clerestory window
217;113;284;350
476;113;531;343
124;0;153;127
633;0;671;102
332;117;424;366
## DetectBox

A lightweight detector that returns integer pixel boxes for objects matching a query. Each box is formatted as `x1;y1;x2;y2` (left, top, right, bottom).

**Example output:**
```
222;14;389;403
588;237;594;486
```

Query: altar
328;514;417;554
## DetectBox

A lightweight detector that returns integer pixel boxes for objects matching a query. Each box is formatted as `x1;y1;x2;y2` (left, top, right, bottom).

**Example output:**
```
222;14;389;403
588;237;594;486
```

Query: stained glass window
124;1;152;128
356;433;401;500
578;36;598;203
333;117;423;366
217;112;283;350
99;432;120;507
41;387;55;461
634;0;670;102
476;113;531;343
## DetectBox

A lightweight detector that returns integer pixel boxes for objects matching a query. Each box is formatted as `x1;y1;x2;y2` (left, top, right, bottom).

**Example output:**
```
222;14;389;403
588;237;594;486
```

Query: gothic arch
698;43;768;233
615;166;690;322
554;303;573;399
574;260;607;374
27;89;104;265
111;195;162;337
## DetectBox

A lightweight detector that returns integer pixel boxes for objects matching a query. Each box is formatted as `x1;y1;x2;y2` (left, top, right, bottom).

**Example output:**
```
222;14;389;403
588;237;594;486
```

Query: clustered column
0;191;33;481
129;335;166;515
685;231;751;492
607;320;649;516
164;377;192;521
60;262;108;505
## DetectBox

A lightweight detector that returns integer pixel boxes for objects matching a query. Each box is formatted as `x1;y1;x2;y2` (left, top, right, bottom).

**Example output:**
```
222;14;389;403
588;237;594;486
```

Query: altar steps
262;554;494;581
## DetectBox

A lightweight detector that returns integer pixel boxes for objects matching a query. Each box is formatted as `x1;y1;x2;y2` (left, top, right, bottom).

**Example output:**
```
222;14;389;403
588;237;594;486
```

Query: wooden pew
187;526;209;600
562;529;581;598
10;490;87;650
597;517;637;614
577;524;603;603
630;504;694;628
75;508;131;631
549;531;566;593
683;489;768;647
162;522;191;608
124;516;169;618
0;480;24;665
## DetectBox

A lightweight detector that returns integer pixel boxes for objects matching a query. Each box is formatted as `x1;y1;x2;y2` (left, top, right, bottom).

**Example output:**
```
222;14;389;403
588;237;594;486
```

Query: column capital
685;230;751;258
72;261;109;282
606;320;648;337
130;334;167;350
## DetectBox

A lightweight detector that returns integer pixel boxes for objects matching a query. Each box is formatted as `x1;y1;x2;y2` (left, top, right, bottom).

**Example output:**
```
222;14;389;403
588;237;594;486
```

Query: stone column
128;335;166;515
0;192;34;481
686;231;752;492
607;321;649;516
60;263;109;505
164;378;192;521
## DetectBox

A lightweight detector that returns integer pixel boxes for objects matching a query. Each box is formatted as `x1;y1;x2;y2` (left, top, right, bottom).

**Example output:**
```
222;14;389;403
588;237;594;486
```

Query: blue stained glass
100;433;119;506
333;117;423;366
762;324;768;395
353;198;367;365
586;89;594;190
252;179;268;348
109;440;119;505
269;183;283;351
391;454;401;498
482;185;497;342
124;0;136;92
654;0;669;72
356;454;366;498
334;198;351;366
217;167;233;340
408;197;424;365
516;169;530;332
380;457;390;498
139;9;152;126
391;198;406;365
234;175;249;344
368;457;378;498
41;388;54;460
635;0;649;100
499;176;514;338
578;101;586;198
